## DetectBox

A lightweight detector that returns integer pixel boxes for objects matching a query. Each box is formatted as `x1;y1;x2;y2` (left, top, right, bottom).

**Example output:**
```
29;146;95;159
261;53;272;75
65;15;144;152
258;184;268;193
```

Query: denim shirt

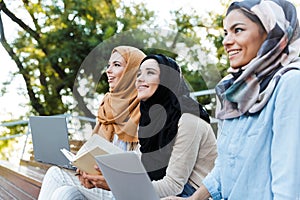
203;70;300;200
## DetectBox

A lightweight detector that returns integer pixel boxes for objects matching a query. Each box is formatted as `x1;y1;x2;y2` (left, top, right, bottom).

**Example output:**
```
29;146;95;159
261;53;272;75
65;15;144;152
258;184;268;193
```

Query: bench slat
0;161;45;200
0;176;36;200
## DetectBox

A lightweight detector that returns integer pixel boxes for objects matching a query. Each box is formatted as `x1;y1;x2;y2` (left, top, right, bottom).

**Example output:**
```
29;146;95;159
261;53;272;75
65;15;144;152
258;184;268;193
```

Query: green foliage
1;0;236;160
1;0;154;118
0;119;27;160
1;0;234;121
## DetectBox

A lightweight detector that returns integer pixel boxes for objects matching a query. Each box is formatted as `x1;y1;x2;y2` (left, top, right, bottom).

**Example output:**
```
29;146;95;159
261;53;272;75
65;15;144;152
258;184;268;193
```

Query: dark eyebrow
108;60;121;65
224;22;246;32
145;67;159;72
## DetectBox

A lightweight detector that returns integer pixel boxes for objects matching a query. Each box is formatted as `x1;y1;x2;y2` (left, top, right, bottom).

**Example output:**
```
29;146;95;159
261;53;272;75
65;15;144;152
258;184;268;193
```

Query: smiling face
106;51;127;90
223;9;267;69
136;59;160;101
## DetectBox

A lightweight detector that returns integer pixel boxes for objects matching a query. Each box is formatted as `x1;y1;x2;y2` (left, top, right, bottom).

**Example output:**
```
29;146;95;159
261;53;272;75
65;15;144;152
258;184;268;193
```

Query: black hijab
138;54;210;181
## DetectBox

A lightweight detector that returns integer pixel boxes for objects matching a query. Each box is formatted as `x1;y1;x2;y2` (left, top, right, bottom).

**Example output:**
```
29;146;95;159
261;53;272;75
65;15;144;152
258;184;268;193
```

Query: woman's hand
84;165;110;190
78;165;111;190
76;168;95;189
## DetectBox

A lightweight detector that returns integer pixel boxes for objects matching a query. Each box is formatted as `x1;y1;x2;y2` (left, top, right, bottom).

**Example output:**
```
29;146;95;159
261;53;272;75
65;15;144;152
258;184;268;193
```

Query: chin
230;60;250;69
230;64;242;69
138;96;148;101
109;84;115;89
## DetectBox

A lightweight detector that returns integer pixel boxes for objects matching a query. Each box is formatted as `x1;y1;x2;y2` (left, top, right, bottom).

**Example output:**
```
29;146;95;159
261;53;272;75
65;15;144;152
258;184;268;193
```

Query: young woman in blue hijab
164;0;300;199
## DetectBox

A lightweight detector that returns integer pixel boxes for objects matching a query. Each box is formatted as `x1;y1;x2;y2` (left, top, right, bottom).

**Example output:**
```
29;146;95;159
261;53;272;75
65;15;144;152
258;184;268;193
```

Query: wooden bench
0;160;45;200
0;139;84;199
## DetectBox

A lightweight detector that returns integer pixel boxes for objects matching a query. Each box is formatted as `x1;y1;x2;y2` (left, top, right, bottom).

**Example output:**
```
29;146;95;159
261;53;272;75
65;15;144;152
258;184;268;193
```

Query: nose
136;72;144;83
106;64;112;74
222;33;234;47
135;73;144;88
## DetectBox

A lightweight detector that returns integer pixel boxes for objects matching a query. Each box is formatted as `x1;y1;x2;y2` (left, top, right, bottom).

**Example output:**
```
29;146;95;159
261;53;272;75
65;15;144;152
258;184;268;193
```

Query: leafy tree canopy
0;0;233;137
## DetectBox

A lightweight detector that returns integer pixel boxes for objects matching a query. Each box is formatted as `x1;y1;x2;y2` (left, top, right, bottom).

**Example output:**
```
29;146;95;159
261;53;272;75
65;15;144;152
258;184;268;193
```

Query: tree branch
0;0;40;41
0;11;6;42
0;2;44;114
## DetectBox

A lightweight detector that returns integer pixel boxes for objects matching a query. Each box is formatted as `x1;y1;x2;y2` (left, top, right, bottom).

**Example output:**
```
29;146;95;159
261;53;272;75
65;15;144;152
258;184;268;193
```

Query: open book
60;134;124;174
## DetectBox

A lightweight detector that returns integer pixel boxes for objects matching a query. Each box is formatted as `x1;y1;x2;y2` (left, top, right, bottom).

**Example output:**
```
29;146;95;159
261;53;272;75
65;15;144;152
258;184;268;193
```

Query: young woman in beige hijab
93;46;145;150
38;46;145;200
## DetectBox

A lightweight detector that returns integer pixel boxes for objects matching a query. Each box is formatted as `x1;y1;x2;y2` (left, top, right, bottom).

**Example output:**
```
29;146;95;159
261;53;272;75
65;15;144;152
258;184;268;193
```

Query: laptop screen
29;115;74;169
95;152;160;200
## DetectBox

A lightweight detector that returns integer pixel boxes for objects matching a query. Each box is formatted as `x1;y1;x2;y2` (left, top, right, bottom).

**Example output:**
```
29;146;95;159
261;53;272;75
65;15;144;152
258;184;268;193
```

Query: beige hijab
93;46;145;143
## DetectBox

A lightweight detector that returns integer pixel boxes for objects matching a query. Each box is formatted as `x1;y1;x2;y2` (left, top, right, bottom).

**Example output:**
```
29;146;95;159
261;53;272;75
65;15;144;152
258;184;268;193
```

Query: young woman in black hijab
136;54;217;198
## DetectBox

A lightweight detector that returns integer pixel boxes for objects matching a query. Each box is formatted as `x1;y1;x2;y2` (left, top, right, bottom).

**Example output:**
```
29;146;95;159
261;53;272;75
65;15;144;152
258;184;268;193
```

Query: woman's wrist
190;185;210;200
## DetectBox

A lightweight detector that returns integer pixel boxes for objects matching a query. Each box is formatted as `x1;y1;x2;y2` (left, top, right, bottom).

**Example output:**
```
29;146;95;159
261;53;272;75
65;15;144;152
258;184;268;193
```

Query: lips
137;84;149;90
228;49;241;56
107;76;115;82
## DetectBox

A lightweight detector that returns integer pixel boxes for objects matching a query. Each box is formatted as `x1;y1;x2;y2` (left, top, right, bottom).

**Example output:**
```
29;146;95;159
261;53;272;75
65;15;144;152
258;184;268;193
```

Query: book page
73;147;105;174
61;134;124;174
60;148;75;162
75;134;123;159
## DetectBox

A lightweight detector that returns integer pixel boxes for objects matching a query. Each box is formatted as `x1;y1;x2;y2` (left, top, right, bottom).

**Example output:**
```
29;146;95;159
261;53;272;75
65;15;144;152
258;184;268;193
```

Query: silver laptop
95;152;160;200
29;115;75;170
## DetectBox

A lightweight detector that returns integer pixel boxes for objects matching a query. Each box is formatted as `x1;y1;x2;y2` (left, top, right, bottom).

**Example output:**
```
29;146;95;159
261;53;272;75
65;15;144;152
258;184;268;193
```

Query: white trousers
38;166;115;200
